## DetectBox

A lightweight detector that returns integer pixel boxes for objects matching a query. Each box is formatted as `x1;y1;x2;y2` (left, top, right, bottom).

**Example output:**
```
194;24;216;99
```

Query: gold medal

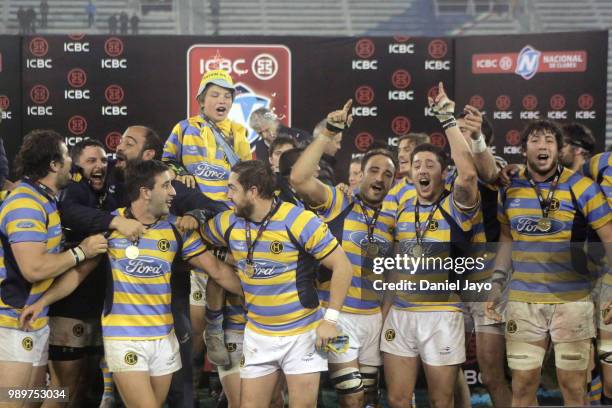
537;217;552;232
366;243;379;257
411;244;423;257
244;263;255;277
125;245;139;260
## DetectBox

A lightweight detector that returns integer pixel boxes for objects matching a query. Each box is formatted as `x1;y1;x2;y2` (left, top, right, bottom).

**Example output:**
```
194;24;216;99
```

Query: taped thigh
359;366;378;393
598;339;612;365
330;367;363;395
506;341;545;370
554;340;591;371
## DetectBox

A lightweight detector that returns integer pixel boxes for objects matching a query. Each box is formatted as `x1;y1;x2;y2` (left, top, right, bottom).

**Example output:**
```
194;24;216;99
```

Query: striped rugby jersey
582;152;612;208
102;208;207;340
315;185;395;314
0;180;62;330
202;201;339;336
393;191;480;312
163;115;252;206
498;167;611;303
383;178;416;215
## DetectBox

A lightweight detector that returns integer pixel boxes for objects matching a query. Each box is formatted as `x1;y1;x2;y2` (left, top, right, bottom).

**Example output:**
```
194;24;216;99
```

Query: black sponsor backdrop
0;31;606;179
0;36;23;168
455;31;607;163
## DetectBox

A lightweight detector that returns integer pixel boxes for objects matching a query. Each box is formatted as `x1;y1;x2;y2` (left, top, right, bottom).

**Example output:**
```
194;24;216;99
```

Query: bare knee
338;392;364;408
386;392;412;408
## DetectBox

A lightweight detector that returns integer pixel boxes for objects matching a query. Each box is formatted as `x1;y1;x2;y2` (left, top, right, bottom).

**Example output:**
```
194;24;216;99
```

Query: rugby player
486;119;612;406
201;160;353;408
268;135;297;174
347;157;363;192
381;82;481;408
0;130;107;406
290;100;396;408
559;122;596;173
20;160;243;408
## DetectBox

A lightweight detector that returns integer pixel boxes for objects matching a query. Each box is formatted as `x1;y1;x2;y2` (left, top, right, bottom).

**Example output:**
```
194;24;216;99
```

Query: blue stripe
247;308;322;331
225;322;245;331
240;281;294;297
197;184;228;193
510;279;591;293
113;281;170;296
512;261;575;273
111;303;170;316
319;292;379;309
247;300;306;317
102;324;173;338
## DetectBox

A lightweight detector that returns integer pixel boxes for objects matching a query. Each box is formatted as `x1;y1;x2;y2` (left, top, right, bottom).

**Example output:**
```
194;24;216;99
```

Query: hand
604;301;612;325
484;284;503;322
176;174;197;189
499;163;522;187
19;301;45;331
79;234;108;259
176;215;199;233
336;183;351;196
325;99;353;133
315;319;339;351
428;82;455;123
462;105;483;140
112;216;146;241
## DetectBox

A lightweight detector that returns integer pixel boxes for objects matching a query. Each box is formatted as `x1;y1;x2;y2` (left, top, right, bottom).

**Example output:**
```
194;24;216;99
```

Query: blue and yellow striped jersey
0;180;62;330
393;192;480;312
103;208;207;340
498;167;611;303
202;201;339;336
163;115;252;207
582;152;612;208
314;184;394;314
383;178;416;215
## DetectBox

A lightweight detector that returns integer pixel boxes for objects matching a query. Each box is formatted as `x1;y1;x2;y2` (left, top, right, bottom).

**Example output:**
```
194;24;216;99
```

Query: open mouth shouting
89;168;106;190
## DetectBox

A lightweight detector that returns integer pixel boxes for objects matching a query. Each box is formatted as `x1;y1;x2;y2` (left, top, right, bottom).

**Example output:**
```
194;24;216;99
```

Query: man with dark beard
487;119;612;406
290;100;396;408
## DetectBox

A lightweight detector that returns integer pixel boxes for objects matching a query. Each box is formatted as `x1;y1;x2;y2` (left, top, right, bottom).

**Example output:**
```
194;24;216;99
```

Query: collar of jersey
243;199;282;225
21;177;57;203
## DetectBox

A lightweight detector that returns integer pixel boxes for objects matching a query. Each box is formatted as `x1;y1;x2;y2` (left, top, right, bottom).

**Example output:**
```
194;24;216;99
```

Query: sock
205;308;223;331
100;357;114;399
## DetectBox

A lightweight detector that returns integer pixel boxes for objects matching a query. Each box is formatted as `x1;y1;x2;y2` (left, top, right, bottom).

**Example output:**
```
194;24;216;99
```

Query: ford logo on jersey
110;238;131;249
190;162;228;181
513;216;564;235
239;259;288;279
349;231;391;256
118;256;170;278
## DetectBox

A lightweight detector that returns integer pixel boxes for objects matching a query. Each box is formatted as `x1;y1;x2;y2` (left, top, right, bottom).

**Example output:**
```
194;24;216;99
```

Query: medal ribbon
245;198;280;265
356;197;381;244
414;190;449;246
525;165;562;219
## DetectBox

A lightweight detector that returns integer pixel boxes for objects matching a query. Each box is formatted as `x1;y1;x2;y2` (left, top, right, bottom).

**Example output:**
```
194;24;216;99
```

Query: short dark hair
231;160;276;199
15;129;65;179
398;132;431;147
268;135;297;158
139;126;163;160
350;156;363;166
520;120;563;151
279;148;304;177
410;143;449;169
125;160;169;203
361;148;397;172
70;138;105;163
561;122;595;154
456;112;494;146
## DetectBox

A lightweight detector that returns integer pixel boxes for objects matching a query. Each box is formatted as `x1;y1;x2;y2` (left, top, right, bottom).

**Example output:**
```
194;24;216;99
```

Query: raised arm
460;105;499;184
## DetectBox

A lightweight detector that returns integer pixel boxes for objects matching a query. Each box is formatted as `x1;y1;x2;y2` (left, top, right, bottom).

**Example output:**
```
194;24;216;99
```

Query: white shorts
48;316;102;348
240;327;328;379
103;332;182;376
463;302;504;335
217;330;244;380
380;308;465;366
329;311;382;366
597;285;611;333
190;270;208;307
0;325;49;366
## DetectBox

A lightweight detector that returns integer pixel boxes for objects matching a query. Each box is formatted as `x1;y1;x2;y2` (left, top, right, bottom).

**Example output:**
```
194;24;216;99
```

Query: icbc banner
187;45;291;143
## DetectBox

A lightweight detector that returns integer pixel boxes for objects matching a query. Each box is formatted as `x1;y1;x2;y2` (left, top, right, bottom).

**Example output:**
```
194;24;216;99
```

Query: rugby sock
205;308;223;331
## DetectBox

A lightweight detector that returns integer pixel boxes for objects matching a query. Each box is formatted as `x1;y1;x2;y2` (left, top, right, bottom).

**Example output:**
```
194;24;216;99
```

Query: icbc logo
355;132;374;152
104;37;124;57
393;35;410;42
67;68;87;88
252;53;278;80
391;116;411;136
355;39;375;59
30;85;49;104
68;116;87;135
105;85;124;104
469;95;485;110
29;37;48;57
430;132;447;148
0;95;9;111
505;130;521;146
549;94;566;110
105;132;122;151
578;93;594;110
496;95;511;111
355;86;374;105
391;70;411;89
68;33;85;40
428;39;448;59
522;94;538;111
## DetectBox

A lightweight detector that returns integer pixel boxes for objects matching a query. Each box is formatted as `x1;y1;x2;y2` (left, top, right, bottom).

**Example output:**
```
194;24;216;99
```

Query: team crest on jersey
428;220;439;231
124;351;138;365
72;323;84;337
192;291;203;301
512;216;564;235
549;198;560;212
118;256;170;278
384;329;396;342
22;337;33;351
270;241;284;254
157;239;170;252
506;320;518;333
226;343;237;352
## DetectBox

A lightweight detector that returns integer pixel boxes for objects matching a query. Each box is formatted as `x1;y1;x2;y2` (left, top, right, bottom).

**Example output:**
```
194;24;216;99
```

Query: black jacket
252;125;312;161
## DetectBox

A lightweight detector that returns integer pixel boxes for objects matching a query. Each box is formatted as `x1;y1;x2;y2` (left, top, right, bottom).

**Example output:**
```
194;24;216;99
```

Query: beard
234;201;254;219
112;165;125;182
527;157;557;176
